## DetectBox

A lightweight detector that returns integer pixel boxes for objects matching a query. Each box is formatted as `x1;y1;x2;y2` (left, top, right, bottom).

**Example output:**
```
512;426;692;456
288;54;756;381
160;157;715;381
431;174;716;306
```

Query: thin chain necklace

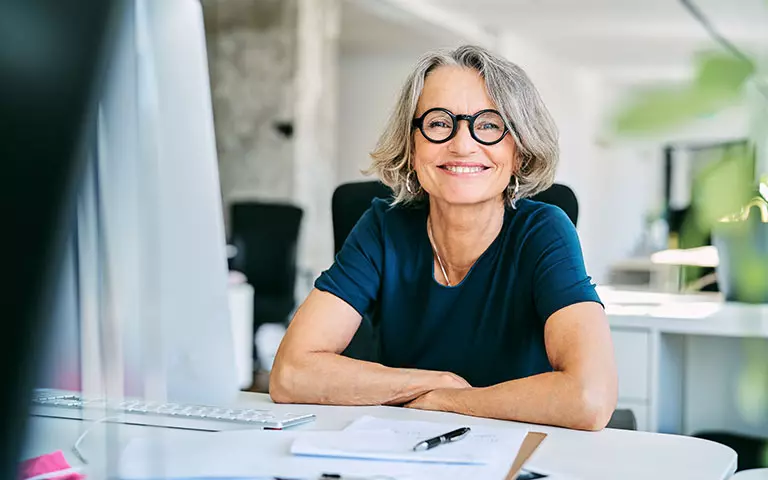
427;216;451;287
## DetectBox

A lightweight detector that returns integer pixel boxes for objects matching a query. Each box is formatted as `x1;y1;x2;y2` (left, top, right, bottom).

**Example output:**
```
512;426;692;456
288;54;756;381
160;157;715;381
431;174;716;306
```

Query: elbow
571;382;618;432
269;357;300;404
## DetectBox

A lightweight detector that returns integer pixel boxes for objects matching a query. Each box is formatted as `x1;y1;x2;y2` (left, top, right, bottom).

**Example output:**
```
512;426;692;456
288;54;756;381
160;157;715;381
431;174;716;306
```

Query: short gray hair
368;45;559;205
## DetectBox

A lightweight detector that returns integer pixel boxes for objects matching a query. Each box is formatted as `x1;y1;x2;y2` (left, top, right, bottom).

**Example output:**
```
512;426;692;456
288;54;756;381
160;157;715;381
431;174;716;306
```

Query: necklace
427;216;451;287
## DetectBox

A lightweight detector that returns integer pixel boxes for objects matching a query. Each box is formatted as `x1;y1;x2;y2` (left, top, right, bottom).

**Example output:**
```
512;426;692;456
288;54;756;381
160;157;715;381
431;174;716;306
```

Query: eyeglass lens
421;109;505;144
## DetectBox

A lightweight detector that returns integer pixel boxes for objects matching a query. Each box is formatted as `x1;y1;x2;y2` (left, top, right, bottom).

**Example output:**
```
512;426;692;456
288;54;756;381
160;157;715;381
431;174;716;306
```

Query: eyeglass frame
411;107;512;146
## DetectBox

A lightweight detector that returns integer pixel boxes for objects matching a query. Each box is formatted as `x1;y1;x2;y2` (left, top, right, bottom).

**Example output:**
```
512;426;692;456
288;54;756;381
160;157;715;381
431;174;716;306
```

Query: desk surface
24;392;736;480
600;287;768;338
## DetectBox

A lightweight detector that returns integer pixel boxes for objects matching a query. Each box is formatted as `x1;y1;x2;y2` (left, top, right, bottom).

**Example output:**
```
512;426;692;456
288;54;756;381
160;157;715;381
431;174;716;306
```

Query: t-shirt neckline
423;205;511;289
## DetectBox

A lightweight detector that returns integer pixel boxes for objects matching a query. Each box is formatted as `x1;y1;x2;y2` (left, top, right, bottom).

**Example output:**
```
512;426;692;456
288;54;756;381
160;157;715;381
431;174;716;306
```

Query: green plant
613;52;755;134
612;0;768;436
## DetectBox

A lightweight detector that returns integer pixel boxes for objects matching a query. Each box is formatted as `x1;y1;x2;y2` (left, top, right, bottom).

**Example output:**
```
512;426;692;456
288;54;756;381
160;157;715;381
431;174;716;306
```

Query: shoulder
506;199;582;263
367;197;426;232
512;199;575;235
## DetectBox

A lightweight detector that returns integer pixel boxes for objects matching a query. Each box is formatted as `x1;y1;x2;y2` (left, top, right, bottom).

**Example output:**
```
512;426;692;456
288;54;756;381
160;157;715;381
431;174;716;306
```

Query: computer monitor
39;0;239;407
2;0;120;475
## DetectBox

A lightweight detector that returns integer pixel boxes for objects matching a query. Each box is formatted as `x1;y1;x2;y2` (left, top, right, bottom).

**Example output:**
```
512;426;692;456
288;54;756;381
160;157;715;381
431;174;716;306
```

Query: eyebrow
415;107;497;116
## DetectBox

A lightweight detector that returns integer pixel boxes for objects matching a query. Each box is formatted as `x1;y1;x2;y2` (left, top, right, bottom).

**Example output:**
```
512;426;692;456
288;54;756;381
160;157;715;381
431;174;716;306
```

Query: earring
508;175;520;208
406;170;421;195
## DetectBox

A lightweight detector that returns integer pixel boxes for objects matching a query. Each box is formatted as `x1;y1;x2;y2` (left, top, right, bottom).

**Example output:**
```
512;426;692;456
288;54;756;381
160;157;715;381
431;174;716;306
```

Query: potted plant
610;0;768;465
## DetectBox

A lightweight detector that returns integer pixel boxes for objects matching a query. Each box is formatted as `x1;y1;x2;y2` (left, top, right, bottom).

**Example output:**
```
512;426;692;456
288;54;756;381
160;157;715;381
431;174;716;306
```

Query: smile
438;164;490;175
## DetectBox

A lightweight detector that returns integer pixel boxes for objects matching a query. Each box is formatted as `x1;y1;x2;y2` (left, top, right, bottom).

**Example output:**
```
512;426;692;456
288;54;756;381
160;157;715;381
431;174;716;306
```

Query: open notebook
291;416;528;465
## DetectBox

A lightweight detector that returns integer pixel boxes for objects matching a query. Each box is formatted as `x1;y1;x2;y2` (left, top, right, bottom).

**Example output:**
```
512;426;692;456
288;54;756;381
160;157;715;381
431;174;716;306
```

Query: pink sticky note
18;450;85;480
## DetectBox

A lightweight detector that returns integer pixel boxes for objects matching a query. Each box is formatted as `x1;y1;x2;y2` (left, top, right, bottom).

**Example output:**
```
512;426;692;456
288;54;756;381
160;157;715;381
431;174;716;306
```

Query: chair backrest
331;181;578;253
229;202;303;298
530;183;579;226
332;181;393;254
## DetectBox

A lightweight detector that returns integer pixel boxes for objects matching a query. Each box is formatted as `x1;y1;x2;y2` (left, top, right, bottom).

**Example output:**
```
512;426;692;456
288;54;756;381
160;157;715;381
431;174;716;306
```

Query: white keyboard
31;389;315;431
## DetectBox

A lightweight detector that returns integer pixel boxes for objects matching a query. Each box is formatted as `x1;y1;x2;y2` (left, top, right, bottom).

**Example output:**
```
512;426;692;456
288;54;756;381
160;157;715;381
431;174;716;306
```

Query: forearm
437;371;616;431
270;351;452;406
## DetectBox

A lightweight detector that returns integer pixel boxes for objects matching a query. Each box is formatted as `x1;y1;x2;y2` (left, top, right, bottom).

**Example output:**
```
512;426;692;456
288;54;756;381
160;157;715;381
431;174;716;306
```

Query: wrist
389;369;448;404
434;386;474;413
408;369;446;390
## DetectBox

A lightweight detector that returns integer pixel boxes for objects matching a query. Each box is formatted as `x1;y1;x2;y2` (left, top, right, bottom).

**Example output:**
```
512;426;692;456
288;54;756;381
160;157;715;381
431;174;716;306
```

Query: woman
270;45;617;431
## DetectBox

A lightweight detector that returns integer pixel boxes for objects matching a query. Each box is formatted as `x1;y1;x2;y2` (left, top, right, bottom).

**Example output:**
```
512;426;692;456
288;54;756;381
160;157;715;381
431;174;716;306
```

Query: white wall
337;51;422;184
499;32;617;280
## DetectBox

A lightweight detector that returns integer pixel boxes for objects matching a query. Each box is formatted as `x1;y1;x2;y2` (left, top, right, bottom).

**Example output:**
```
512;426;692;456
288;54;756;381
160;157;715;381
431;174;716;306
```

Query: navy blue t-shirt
315;198;602;388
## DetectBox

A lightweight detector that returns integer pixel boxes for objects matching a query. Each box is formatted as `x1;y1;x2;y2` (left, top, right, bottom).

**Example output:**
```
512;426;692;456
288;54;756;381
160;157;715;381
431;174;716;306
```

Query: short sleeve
314;199;385;316
525;205;603;322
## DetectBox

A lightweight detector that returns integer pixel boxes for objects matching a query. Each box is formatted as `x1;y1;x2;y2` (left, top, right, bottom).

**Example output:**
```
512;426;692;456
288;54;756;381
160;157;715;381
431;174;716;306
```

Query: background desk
24;392;736;480
603;287;768;436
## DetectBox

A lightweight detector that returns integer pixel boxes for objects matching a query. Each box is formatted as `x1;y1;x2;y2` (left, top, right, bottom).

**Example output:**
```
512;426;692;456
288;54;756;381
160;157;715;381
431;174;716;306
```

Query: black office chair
229;202;303;364
332;181;394;254
332;181;579;255
531;183;579;227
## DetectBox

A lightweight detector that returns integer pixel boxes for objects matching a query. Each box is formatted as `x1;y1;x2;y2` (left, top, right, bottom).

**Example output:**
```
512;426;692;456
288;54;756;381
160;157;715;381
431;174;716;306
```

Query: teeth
444;165;485;173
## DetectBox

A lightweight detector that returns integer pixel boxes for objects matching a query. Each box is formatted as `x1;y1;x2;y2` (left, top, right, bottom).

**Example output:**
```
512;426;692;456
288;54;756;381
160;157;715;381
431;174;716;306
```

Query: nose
447;120;478;156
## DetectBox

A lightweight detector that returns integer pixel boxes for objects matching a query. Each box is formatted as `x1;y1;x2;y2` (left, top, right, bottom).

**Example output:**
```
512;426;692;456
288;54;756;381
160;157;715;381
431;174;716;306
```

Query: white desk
602;287;768;436
24;392;736;480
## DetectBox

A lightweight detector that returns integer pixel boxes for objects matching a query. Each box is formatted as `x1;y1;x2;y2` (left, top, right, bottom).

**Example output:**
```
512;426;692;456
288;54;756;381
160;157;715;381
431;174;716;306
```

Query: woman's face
412;66;517;207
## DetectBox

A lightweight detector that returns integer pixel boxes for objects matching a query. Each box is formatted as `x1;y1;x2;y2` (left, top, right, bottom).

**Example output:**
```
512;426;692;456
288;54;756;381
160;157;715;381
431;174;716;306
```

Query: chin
437;192;500;206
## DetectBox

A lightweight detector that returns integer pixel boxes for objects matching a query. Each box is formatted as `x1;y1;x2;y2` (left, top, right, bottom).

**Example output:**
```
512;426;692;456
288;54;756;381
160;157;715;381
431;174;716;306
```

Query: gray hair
368;45;559;206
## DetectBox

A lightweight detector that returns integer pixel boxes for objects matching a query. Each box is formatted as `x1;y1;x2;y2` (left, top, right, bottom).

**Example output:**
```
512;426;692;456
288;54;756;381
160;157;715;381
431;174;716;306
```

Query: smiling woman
270;45;618;432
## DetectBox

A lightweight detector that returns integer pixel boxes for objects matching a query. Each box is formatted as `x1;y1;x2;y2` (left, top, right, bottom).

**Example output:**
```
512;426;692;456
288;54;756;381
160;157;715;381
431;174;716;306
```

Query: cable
71;415;121;465
678;0;753;65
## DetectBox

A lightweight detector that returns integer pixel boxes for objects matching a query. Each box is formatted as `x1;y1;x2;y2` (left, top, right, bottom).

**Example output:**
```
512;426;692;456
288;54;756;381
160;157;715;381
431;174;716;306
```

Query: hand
401;372;470;411
404;388;458;412
436;371;472;390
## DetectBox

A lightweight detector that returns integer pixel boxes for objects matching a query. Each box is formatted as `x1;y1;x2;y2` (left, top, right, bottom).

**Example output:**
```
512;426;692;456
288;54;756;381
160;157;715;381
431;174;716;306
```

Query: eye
428;120;452;129
476;121;501;131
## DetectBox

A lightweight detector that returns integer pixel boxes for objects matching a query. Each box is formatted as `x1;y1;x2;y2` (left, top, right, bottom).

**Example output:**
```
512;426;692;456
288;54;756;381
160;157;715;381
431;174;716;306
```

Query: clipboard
505;431;548;480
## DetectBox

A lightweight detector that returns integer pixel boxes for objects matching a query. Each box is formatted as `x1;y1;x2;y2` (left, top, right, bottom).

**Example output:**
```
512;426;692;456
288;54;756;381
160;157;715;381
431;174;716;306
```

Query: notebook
290;416;528;466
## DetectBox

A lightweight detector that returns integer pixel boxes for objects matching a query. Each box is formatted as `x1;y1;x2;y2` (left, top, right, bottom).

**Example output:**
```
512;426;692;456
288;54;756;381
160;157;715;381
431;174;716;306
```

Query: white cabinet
612;328;651;403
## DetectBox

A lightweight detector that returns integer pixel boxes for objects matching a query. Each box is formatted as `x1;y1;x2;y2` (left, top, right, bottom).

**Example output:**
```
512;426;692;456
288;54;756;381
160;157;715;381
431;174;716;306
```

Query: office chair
332;181;394;254
229;202;303;364
530;183;579;226
332;180;579;255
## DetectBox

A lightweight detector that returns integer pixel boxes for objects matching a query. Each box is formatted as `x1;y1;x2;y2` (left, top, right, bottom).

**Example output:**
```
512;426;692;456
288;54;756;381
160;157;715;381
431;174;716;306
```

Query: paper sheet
346;415;525;448
290;415;527;466
118;428;517;479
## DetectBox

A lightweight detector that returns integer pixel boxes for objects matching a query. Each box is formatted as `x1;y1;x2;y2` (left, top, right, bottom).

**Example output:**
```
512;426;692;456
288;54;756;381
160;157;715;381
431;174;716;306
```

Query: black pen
412;426;471;451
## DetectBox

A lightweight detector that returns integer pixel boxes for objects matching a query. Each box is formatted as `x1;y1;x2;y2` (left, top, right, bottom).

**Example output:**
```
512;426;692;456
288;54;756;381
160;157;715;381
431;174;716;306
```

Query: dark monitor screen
0;0;118;476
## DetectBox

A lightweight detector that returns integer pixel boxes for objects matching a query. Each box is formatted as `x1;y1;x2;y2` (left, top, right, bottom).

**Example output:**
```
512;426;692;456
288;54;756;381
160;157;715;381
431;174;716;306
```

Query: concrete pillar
202;0;298;229
293;0;340;277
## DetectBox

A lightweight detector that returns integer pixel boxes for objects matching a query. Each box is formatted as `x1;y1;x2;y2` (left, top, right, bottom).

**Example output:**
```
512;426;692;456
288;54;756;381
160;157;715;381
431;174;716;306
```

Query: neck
428;197;505;274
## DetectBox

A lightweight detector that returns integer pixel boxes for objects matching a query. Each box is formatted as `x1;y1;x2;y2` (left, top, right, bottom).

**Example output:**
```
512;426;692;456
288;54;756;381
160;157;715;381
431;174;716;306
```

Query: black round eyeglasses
412;108;510;145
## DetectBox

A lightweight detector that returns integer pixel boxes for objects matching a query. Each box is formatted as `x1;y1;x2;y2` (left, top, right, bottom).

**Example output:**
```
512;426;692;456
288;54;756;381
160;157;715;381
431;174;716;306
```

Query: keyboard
30;389;315;431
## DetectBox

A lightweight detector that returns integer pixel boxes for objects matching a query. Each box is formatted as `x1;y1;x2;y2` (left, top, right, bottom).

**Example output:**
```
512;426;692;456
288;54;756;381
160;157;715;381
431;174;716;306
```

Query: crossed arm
270;289;617;431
